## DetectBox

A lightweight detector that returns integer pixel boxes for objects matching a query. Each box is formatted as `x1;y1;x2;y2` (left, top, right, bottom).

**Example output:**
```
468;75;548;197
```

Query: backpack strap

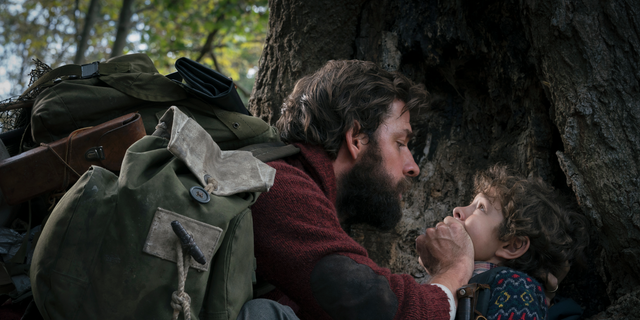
471;266;510;317
240;141;299;299
19;61;131;99
455;283;489;320
240;142;300;163
455;266;510;320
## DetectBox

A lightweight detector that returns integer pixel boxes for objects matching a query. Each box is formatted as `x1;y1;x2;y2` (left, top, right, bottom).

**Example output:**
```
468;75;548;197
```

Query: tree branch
196;30;219;62
195;1;230;62
212;39;266;48
135;4;155;14
74;0;102;64
208;50;250;98
74;0;79;36
111;0;136;58
209;50;221;72
235;81;251;98
0;100;34;112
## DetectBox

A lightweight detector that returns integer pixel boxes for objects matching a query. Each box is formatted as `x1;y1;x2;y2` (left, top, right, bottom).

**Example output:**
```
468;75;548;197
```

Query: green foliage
0;0;268;104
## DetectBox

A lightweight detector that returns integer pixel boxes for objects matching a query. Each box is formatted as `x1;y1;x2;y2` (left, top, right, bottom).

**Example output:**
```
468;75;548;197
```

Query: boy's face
452;193;506;264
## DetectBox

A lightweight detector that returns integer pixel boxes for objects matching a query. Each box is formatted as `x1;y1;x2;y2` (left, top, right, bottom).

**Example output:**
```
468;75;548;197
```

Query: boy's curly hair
474;165;589;282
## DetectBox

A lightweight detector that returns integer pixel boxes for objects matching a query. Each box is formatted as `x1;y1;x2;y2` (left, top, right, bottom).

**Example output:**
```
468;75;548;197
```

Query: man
250;60;474;319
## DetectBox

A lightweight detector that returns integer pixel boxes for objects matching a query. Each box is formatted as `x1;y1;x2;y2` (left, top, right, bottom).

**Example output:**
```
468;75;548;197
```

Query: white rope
171;241;192;320
204;176;218;194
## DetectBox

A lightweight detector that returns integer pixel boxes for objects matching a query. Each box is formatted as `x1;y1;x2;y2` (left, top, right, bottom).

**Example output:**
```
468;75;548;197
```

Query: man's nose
403;150;420;177
453;207;466;221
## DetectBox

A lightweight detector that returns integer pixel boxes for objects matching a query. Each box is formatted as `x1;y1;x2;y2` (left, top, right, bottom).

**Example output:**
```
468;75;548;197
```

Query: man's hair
474;165;589;281
276;60;428;159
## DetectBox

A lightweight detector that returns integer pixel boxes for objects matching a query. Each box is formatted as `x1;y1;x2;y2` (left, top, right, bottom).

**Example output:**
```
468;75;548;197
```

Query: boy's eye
478;204;485;212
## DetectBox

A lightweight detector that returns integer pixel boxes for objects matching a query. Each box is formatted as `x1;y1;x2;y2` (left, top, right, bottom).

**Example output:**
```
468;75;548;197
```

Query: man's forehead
378;119;413;135
385;112;413;132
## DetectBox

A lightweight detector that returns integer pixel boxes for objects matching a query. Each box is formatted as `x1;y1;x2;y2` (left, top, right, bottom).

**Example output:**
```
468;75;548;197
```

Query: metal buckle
80;61;100;79
85;146;105;161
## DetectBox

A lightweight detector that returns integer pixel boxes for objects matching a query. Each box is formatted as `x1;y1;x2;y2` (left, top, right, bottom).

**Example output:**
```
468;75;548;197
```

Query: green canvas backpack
30;106;294;320
23;55;299;320
28;53;279;150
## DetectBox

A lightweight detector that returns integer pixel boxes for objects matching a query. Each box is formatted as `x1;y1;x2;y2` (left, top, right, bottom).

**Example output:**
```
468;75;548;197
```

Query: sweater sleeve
251;160;452;320
486;269;548;320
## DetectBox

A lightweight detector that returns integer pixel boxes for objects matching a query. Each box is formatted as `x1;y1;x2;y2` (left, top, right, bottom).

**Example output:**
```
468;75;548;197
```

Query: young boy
437;165;588;320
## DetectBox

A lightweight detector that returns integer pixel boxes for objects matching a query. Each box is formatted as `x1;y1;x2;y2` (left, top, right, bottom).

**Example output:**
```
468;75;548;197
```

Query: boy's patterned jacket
484;268;547;320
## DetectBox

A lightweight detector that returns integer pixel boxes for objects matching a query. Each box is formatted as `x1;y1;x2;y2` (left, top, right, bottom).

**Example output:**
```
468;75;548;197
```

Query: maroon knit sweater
251;143;451;320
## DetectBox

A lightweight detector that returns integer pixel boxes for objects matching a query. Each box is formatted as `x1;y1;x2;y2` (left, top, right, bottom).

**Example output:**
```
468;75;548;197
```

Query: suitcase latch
85;146;105;161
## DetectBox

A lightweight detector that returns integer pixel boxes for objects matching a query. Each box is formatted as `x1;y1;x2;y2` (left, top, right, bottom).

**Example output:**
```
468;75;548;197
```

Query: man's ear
495;236;530;260
344;122;369;161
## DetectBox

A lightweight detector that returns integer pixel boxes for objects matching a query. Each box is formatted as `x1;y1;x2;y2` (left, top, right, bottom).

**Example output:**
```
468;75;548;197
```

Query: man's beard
336;142;412;231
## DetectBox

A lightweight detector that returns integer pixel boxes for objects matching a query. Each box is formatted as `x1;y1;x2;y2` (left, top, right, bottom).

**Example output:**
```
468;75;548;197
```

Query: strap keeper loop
81;61;100;78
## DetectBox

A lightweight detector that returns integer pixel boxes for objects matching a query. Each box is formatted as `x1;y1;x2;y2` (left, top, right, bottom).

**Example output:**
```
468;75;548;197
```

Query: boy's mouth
451;216;470;232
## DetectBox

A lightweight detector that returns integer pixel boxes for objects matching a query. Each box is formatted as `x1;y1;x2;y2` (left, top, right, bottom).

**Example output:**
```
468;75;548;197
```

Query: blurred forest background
0;0;268;126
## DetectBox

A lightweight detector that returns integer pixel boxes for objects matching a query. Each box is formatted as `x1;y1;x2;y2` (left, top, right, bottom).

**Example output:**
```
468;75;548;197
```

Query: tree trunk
253;0;640;318
111;0;136;58
247;0;366;123
520;1;640;317
74;0;102;64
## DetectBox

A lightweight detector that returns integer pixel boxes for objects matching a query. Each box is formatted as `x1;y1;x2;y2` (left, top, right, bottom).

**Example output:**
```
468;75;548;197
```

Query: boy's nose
452;207;466;221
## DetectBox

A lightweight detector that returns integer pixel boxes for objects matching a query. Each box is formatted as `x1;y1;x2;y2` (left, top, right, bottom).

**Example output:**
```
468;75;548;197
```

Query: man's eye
397;141;406;147
479;204;485;211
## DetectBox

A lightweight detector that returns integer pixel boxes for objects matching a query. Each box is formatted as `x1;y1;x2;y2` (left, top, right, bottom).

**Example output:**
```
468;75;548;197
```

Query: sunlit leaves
0;0;121;95
0;0;268;103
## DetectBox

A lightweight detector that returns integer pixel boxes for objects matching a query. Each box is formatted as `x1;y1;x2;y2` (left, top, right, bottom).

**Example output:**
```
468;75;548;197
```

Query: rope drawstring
171;241;192;320
204;176;218;194
41;143;81;178
40;126;93;190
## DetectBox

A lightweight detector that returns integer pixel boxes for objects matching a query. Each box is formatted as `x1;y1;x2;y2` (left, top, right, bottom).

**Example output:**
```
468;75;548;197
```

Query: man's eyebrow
405;129;414;140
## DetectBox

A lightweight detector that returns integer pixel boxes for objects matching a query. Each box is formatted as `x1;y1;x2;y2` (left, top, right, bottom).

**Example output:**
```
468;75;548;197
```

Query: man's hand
416;216;474;296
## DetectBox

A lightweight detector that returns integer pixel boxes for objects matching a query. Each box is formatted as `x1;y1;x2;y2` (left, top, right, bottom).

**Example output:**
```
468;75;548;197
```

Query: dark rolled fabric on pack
174;57;249;115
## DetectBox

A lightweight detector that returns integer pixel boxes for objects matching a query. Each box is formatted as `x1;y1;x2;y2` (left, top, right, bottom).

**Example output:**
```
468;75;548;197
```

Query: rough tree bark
520;1;640;317
248;0;366;123
250;0;640;318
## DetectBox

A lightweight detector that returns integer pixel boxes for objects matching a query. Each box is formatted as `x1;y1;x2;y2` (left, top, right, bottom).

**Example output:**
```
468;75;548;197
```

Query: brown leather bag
0;113;146;205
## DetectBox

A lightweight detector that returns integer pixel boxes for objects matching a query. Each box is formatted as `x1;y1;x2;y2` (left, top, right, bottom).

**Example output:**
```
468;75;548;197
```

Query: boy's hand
416;217;474;296
539;260;571;305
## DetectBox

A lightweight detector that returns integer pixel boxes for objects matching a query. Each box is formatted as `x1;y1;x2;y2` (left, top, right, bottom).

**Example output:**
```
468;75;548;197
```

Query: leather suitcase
0;113;146;205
